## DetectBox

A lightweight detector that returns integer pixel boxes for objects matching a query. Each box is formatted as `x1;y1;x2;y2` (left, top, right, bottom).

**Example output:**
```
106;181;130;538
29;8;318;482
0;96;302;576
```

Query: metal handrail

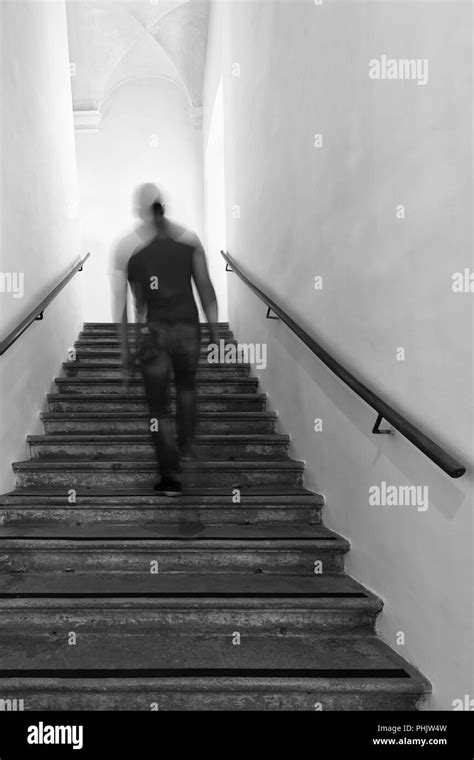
222;250;465;479
0;253;90;356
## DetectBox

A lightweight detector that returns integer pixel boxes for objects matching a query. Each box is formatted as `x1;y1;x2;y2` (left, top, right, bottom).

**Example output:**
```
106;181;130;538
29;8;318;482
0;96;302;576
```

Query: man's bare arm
129;281;147;324
119;293;135;374
119;280;147;373
192;246;219;343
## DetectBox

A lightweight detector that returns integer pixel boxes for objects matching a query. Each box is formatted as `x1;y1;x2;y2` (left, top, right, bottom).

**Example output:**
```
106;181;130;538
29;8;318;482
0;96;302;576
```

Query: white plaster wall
75;77;207;321
0;0;83;493
203;0;473;709
203;76;228;320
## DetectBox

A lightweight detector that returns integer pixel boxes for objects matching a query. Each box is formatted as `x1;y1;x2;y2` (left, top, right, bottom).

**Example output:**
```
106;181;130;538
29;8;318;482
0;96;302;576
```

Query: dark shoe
153;477;182;496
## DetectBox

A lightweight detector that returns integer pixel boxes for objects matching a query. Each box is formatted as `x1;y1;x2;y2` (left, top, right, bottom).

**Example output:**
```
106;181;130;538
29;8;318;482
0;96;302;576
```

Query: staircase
0;322;430;710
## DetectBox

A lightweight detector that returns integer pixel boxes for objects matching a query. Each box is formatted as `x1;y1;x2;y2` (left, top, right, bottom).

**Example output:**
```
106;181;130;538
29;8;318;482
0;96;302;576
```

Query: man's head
151;200;166;229
134;183;165;221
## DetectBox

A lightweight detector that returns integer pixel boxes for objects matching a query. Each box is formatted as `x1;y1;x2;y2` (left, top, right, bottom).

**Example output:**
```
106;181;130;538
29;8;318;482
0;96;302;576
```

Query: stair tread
13;460;305;469
55;377;257;383
0;522;342;541
0;633;427;684
40;410;278;420
75;342;232;346
83;322;230;327
81;331;230;335
0;677;428;700
63;361;246;367
41;411;277;418
0;484;318;496
0;572;375;599
47;393;267;399
0;486;322;507
27;434;289;442
83;322;229;332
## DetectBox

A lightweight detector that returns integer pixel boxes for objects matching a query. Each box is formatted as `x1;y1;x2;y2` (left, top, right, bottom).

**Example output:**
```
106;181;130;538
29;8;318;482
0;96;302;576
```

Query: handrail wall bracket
372;413;393;435
266;307;279;320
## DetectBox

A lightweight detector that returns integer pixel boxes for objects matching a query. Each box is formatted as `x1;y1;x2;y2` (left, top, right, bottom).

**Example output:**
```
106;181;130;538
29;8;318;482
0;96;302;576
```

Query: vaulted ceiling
66;0;210;113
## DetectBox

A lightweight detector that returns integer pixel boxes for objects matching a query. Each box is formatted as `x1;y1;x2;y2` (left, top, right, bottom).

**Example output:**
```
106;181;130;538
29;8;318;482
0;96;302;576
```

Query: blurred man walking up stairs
121;188;219;496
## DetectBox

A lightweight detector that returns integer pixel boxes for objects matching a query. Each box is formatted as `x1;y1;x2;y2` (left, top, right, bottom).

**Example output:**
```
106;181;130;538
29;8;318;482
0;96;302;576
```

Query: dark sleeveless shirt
127;236;199;324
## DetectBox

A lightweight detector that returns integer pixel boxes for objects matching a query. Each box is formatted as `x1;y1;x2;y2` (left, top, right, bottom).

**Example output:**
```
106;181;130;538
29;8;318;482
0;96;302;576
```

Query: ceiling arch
66;0;209;114
99;73;192;113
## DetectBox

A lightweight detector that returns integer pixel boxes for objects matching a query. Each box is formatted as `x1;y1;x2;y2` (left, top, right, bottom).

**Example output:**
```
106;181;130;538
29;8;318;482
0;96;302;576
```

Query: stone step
0;524;348;574
26;434;290;461
47;394;267;413
0;633;430;711
82;321;231;333
40;411;278;435
78;327;232;336
0;572;381;632
12;459;305;489
0;674;428;711
74;351;242;364
74;339;239;350
62;362;251;378
54;377;259;395
0;675;429;711
0;486;323;526
0;631;410;671
75;351;232;364
71;358;244;366
79;327;234;336
0;629;404;670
